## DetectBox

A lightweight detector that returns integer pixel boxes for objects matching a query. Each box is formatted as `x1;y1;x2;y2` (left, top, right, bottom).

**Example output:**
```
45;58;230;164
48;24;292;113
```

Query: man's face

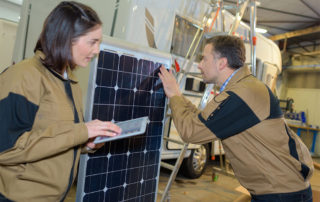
198;44;221;84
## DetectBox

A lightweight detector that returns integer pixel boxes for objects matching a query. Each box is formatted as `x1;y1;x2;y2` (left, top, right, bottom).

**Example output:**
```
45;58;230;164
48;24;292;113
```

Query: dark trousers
251;186;312;202
0;192;12;202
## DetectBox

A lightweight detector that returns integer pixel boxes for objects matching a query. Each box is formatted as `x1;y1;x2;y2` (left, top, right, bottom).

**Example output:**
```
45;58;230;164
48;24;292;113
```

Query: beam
241;19;293;32
224;0;319;20
300;0;320;18
287;42;320;49
293;50;320;57
289;38;311;52
256;24;292;32
258;20;316;23
269;25;320;41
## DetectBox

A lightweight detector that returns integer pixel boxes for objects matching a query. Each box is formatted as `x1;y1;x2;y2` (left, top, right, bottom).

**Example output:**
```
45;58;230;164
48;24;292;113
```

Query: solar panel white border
76;35;172;202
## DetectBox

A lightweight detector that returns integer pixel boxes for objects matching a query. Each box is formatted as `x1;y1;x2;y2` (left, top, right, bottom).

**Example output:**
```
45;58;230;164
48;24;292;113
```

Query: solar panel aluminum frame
76;35;172;202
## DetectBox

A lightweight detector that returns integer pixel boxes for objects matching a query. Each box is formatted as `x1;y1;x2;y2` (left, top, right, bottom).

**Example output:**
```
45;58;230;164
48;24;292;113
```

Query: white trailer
0;19;17;73
12;0;281;178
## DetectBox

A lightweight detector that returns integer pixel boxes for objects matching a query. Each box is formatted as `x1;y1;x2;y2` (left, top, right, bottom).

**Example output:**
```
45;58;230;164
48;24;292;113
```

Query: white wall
279;42;320;155
286;88;320;126
0;19;17;73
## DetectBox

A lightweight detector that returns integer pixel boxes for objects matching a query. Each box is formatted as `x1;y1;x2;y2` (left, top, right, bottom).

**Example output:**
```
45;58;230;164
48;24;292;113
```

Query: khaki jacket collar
223;66;252;92
35;50;79;83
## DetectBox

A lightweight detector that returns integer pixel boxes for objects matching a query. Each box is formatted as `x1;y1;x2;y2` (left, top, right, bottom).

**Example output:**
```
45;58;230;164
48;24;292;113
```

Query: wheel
180;144;209;179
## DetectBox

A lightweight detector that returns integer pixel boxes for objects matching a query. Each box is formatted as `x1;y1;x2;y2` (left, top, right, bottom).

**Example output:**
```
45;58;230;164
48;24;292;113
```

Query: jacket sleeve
0;68;88;165
169;95;218;144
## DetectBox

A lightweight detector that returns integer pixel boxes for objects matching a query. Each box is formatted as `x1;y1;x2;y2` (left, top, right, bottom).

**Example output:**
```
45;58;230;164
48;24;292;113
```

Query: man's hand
158;66;181;98
85;120;122;150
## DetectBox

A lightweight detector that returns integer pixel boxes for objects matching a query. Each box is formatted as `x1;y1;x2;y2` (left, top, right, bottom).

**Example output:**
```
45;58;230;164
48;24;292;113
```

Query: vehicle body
0;19;17;73
12;0;281;178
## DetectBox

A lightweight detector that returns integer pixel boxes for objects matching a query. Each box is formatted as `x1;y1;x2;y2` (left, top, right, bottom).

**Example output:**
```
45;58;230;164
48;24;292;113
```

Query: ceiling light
256;27;267;33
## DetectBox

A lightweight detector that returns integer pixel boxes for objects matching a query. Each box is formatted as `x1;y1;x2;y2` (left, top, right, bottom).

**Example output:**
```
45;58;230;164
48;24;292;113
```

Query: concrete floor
66;157;320;202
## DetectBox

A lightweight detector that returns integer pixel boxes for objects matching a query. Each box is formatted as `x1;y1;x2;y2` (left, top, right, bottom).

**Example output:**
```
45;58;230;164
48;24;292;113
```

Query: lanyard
219;69;239;92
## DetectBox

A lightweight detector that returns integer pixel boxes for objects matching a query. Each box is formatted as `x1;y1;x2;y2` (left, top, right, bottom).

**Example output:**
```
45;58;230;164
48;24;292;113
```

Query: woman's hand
85;120;122;150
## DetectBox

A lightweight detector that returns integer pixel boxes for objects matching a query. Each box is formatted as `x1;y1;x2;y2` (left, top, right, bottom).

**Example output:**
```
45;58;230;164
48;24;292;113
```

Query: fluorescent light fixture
256;27;267;33
206;18;213;27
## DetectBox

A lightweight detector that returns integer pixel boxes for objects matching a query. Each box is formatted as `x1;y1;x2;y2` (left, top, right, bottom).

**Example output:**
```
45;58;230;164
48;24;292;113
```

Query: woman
0;1;121;201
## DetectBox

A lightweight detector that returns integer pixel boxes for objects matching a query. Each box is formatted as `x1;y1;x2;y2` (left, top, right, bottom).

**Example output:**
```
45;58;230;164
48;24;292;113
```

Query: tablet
93;116;149;144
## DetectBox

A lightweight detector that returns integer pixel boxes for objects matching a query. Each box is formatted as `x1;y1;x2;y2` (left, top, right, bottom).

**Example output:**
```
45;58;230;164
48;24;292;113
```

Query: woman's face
72;25;102;67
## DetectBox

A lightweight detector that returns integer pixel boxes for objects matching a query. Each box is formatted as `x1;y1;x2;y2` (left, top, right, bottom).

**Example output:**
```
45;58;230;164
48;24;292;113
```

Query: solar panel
76;36;171;202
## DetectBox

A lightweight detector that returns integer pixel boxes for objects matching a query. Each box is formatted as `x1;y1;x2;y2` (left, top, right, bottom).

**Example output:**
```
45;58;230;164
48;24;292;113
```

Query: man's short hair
206;35;246;69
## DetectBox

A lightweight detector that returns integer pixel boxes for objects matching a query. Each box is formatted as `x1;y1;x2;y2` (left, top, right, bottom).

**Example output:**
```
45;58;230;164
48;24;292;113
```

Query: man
158;35;313;201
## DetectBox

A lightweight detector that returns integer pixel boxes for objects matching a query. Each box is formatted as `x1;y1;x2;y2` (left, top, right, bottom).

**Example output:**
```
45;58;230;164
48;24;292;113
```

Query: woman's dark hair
34;1;102;73
207;35;246;69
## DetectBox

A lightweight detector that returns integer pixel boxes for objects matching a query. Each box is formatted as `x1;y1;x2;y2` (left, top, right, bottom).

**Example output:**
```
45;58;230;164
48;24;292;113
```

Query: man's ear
218;57;228;71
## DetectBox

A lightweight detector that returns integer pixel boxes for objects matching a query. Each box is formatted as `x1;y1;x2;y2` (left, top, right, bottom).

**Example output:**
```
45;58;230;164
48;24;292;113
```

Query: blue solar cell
101;51;119;70
134;91;151;106
83;191;104;202
138;59;153;76
86;157;108;175
144;151;160;166
149;107;165;121
84;174;106;193
137;75;153;91
115;89;134;105
106;170;126;188
94;87;115;104
146;122;163;137
146;137;161;150
132;106;150;119
117;72;135;89
128;136;146;152
141;179;156;195
108;155;128;173
77;49;168;202
114;105;133;121
109;139;129;154
92;105;114;121
119;55;137;72
151;93;165;107
124;182;142;199
143;164;158;180
128;152;144;168
96;69;117;87
125;167;143;184
105;187;124;201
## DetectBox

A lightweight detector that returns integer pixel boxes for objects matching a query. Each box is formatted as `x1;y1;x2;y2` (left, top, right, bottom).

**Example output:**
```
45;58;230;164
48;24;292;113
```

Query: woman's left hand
85;120;122;150
86;141;104;150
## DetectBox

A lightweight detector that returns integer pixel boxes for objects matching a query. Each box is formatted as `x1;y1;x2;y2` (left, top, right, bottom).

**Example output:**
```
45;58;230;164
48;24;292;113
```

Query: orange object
207;7;220;33
252;36;257;46
174;59;180;72
211;156;215;160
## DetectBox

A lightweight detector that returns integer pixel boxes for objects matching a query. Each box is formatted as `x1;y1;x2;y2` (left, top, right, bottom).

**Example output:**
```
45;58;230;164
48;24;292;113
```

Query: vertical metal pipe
250;0;257;76
220;1;225;32
110;0;120;37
